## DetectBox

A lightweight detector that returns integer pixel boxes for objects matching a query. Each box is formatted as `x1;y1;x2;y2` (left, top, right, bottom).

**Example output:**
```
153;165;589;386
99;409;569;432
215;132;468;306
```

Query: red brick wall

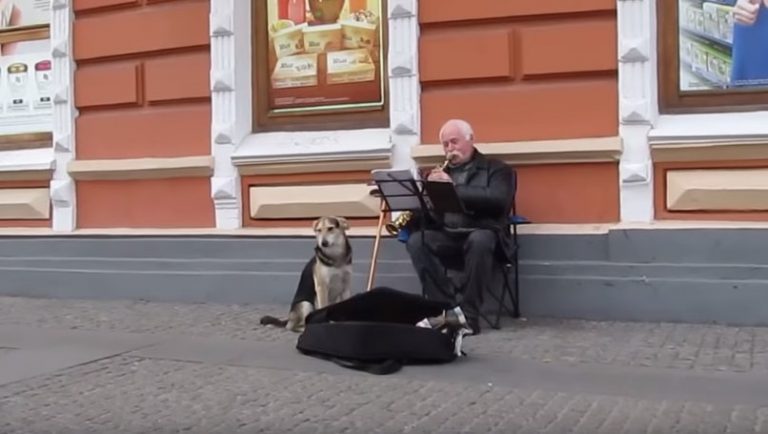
419;0;620;223
72;0;214;228
419;0;617;142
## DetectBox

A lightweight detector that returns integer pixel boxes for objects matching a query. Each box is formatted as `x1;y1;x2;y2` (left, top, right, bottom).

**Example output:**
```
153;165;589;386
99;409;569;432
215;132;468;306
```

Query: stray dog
260;216;353;332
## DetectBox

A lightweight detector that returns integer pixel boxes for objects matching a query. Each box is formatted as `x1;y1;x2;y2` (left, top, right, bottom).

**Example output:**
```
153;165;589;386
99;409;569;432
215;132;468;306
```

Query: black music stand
371;169;431;220
367;169;464;291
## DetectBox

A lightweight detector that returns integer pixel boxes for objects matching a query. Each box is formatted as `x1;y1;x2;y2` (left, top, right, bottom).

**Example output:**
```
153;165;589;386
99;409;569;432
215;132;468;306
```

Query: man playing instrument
405;119;515;335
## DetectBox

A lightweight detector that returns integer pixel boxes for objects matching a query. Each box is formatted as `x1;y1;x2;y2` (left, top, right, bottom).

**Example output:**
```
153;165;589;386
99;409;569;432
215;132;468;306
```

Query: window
657;0;768;114
252;0;389;132
0;1;52;138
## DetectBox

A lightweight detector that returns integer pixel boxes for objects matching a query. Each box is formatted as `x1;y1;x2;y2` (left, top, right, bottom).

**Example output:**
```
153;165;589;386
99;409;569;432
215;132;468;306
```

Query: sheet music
371;168;428;211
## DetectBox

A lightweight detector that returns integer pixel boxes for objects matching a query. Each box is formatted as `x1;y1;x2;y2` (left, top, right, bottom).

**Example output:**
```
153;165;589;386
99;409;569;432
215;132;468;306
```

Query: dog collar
315;243;352;267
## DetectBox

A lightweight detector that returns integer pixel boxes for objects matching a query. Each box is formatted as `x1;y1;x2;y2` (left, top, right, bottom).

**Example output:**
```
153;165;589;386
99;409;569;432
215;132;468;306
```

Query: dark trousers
406;229;496;322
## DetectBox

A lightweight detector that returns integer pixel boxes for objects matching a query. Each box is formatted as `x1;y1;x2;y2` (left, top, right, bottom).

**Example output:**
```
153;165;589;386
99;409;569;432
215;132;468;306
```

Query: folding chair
478;200;529;330
396;167;529;330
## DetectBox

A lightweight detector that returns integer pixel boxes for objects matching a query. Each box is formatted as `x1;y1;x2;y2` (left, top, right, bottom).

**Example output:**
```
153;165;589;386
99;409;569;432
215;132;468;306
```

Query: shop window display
253;0;389;132
0;0;51;137
659;0;768;113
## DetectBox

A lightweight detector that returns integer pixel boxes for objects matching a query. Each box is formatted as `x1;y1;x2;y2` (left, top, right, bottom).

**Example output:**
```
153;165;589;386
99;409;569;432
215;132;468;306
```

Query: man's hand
734;0;761;26
427;168;452;183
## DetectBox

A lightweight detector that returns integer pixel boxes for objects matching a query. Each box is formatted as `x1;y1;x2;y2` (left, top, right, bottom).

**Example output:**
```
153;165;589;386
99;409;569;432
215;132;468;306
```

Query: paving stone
2;296;768;432
5;296;768;375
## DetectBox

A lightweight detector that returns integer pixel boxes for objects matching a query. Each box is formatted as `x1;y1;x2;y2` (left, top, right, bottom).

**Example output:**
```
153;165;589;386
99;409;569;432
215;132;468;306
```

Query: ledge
68;156;214;181
239;156;391;176
649;111;768;144
231;128;393;169
412;136;622;166
0;148;55;181
6;221;768;236
652;139;768;163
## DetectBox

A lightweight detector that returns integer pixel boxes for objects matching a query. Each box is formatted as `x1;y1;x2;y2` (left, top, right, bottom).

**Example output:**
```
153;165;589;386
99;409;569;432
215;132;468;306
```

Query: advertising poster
678;0;768;91
265;0;385;114
0;39;52;119
0;0;51;30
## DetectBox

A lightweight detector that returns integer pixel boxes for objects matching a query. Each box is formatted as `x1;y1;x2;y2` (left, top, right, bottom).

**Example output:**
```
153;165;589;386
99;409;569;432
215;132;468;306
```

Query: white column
209;0;250;229
387;0;422;171
617;0;658;222
51;0;77;231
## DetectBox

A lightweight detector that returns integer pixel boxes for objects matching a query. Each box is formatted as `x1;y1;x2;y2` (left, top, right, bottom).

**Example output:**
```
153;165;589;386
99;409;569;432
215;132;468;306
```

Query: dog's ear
312;218;321;232
335;216;350;230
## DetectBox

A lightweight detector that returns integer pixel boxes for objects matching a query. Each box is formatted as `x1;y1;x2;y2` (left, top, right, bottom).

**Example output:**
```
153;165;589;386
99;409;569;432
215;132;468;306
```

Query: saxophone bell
385;211;412;236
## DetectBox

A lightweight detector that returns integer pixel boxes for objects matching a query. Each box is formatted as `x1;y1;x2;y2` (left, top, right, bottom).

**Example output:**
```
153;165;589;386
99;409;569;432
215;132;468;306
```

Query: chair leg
480;311;499;330
494;275;506;329
481;265;517;330
513;261;521;318
498;267;517;318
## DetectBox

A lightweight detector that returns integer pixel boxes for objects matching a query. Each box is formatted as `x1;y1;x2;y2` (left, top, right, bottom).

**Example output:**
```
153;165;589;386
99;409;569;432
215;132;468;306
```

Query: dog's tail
260;315;288;328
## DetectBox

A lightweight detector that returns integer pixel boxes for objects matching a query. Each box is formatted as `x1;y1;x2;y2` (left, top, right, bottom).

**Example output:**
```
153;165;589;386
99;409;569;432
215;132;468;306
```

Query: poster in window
0;0;51;30
0;39;52;120
265;0;385;115
678;0;768;92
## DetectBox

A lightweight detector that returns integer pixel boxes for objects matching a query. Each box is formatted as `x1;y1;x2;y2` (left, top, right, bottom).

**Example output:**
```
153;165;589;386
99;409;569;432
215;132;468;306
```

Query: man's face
441;124;474;165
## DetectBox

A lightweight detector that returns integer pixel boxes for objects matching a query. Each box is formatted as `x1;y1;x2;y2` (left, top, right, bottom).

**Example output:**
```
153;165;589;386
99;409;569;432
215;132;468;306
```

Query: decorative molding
652;139;768;162
0;188;50;220
51;0;77;231
237;156;391;176
649;111;768;144
0;148;55;181
68;156;214;181
209;0;249;230
667;169;768;211
617;0;657;223
232;128;392;166
412;137;623;166
249;183;381;219
387;0;421;170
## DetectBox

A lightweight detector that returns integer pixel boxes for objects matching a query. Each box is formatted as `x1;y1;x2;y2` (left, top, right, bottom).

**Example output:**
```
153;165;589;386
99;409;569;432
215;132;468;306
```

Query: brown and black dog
260;216;353;332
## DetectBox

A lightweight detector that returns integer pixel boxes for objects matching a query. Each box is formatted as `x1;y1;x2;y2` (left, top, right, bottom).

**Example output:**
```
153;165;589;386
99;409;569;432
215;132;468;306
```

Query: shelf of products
678;0;736;90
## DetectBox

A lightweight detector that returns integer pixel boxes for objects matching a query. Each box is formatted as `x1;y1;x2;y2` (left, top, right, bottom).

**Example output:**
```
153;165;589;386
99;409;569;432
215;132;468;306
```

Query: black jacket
413;150;517;261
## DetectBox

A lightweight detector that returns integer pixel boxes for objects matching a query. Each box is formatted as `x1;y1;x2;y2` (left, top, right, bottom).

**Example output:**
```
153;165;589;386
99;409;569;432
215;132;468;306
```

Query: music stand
366;169;464;290
371;169;430;217
423;180;465;214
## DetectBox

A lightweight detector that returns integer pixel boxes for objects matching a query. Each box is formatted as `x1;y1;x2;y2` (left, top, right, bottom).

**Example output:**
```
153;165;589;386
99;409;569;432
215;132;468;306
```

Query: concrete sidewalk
1;296;768;433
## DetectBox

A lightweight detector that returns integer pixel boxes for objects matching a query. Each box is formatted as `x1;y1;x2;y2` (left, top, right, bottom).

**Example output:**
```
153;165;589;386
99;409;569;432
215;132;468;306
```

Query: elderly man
405;119;515;335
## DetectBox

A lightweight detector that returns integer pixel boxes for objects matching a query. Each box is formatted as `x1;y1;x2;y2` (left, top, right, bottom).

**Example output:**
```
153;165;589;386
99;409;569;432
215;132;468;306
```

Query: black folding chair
397;167;529;330
472;167;528;329
478;204;528;329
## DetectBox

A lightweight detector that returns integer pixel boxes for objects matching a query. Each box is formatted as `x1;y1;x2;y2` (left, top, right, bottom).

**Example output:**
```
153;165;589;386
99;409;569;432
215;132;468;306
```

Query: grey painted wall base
1;227;768;326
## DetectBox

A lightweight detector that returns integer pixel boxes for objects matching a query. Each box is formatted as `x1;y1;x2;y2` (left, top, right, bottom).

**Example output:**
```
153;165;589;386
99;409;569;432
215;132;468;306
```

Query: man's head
439;119;475;166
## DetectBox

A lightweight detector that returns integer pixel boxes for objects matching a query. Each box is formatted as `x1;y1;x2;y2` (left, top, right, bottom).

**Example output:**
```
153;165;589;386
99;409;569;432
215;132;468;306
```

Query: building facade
0;0;766;325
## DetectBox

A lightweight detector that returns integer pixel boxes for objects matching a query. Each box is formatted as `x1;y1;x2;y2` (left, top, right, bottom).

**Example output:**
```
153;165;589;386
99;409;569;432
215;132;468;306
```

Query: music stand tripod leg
366;197;387;291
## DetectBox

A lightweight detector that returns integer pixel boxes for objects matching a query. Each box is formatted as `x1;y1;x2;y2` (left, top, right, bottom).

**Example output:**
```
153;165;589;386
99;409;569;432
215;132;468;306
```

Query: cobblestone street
1;296;768;433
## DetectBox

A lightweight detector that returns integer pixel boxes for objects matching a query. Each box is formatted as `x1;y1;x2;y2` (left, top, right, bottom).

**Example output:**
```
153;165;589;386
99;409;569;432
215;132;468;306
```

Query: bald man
405;119;515;335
